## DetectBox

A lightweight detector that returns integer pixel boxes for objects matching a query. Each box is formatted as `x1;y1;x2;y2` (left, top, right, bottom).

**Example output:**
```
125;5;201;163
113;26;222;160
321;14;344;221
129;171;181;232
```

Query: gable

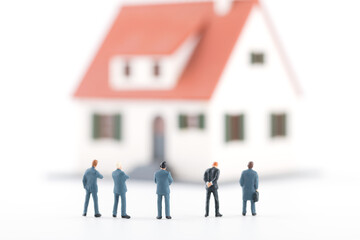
211;5;300;106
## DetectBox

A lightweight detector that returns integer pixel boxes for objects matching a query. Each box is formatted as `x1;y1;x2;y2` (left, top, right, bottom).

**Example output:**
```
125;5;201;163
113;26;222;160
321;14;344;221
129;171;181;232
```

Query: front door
153;116;165;162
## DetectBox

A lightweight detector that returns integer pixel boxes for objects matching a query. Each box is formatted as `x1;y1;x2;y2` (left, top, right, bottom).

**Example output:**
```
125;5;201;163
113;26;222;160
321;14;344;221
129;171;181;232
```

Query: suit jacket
112;169;129;194
240;169;259;201
154;169;173;195
82;167;103;193
204;167;220;189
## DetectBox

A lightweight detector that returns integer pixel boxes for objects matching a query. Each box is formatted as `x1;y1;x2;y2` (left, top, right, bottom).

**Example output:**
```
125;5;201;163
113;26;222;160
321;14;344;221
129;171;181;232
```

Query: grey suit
240;169;259;214
82;167;103;215
154;169;173;217
112;169;129;216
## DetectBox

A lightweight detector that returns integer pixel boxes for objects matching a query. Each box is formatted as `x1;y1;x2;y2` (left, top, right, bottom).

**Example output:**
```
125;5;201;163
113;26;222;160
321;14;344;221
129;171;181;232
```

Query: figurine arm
125;173;130;180
254;173;258;190
96;171;104;179
211;169;220;183
82;174;86;188
240;173;244;187
168;172;173;185
203;171;209;183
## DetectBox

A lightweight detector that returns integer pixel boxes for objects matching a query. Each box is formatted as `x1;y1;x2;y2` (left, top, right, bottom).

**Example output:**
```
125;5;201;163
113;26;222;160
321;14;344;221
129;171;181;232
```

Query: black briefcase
253;191;259;202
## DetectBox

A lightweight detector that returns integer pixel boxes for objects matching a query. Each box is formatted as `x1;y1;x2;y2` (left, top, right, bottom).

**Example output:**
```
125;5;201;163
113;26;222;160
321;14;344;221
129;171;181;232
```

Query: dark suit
204;167;220;215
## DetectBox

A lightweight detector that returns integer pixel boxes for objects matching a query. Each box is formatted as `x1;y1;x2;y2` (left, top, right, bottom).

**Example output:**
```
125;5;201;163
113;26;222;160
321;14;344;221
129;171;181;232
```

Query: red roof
74;0;300;100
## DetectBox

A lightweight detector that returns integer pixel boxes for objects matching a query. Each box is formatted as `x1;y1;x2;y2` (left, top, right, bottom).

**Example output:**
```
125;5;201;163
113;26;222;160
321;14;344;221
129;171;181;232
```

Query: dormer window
153;61;160;77
250;52;265;65
124;61;131;77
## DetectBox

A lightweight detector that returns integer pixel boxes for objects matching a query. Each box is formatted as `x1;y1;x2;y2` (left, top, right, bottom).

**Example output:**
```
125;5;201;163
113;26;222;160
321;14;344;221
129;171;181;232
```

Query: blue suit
82;167;103;215
154;169;173;217
240;169;258;214
112;169;129;216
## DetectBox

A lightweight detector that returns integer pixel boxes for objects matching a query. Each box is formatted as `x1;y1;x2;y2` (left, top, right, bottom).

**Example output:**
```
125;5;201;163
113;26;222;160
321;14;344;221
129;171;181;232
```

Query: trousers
243;200;256;214
113;193;127;216
205;187;219;215
157;194;170;217
83;190;100;215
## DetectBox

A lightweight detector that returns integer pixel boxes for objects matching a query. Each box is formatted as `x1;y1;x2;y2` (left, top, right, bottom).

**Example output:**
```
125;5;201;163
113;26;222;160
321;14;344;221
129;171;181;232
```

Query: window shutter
271;114;276;137
239;114;245;140
199;114;205;129
179;114;186;129
225;115;230;142
282;114;287;136
92;114;100;139
113;114;122;141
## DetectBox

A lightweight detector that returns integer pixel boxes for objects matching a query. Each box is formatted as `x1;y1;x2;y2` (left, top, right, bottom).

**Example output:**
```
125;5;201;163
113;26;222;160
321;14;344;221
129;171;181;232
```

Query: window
178;114;205;129
153;61;160;77
225;114;245;142
92;114;122;140
270;113;287;137
250;52;265;65
124;61;130;77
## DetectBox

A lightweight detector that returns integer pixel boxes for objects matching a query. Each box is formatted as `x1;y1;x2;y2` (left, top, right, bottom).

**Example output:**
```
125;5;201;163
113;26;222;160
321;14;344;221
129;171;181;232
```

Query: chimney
214;0;233;16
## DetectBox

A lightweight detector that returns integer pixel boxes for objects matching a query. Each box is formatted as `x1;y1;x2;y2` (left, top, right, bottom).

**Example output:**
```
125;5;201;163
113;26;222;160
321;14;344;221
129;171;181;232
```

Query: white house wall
76;100;211;179
209;6;299;181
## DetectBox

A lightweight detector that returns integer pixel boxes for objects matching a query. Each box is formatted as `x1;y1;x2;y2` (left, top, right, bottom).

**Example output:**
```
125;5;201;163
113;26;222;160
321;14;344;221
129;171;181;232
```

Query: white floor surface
2;173;359;240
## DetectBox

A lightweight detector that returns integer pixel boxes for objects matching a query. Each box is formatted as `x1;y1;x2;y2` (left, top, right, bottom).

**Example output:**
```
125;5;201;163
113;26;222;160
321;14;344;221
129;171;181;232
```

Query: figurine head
92;160;98;167
116;162;122;170
248;161;254;169
212;162;218;168
160;161;167;169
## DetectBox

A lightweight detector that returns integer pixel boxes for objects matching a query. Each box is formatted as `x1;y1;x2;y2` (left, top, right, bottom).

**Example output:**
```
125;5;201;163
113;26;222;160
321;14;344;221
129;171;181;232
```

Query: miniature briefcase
253;191;259;202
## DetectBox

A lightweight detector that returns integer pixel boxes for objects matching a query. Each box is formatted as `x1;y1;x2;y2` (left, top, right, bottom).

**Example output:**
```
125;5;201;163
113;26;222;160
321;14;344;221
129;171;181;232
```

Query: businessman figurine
204;162;222;217
154;161;173;219
240;161;259;216
82;159;103;217
112;162;130;219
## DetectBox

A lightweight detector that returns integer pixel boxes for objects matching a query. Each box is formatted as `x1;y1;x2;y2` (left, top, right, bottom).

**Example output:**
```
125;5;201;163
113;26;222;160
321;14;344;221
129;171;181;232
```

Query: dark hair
160;161;167;169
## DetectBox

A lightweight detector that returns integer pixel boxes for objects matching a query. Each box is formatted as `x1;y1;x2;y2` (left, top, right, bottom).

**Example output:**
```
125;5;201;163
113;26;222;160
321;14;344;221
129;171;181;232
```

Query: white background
1;0;360;239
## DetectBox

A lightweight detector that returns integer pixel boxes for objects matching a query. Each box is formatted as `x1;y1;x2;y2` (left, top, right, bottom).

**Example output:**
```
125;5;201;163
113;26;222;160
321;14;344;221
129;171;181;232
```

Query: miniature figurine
82;159;103;217
154;161;173;219
204;162;222;217
112;162;130;219
240;161;259;216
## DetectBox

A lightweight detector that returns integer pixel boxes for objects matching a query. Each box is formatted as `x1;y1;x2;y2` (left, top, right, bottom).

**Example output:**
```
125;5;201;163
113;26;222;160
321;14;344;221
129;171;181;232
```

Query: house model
74;0;301;182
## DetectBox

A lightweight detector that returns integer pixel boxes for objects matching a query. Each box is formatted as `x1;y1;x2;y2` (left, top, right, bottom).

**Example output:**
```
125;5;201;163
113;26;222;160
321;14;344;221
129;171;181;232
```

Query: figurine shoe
122;215;131;219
